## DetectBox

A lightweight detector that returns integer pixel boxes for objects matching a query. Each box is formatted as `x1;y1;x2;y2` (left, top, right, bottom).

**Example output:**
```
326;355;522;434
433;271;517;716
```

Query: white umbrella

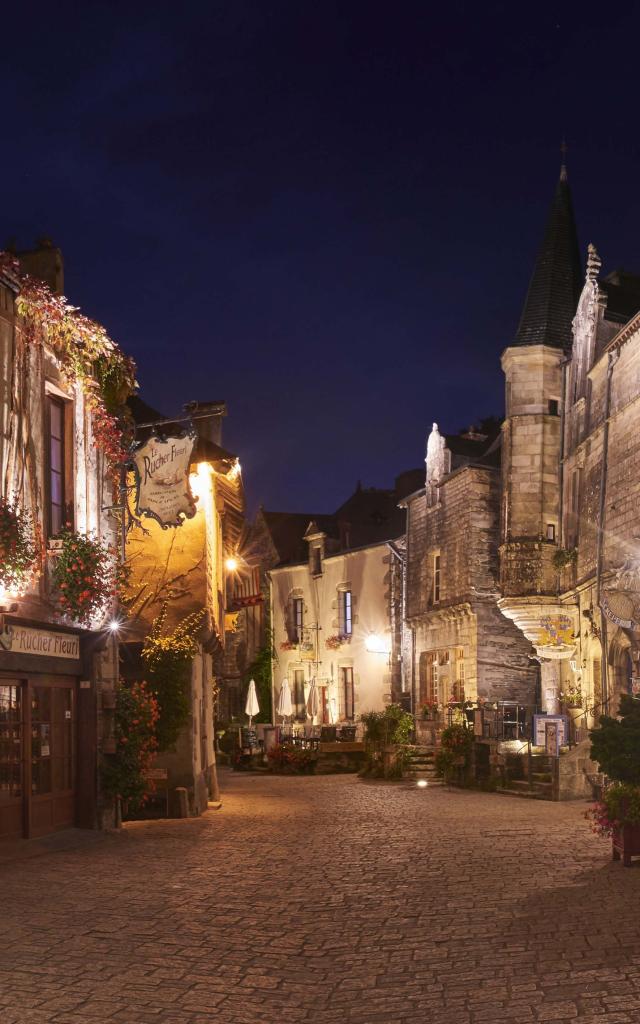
306;678;319;724
245;679;260;725
276;678;293;722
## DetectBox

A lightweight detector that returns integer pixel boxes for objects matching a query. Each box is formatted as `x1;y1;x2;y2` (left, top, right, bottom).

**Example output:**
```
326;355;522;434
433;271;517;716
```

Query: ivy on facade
141;604;206;751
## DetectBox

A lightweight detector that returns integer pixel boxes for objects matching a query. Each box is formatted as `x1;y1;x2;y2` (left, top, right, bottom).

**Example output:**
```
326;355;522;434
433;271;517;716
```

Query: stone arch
607;628;632;715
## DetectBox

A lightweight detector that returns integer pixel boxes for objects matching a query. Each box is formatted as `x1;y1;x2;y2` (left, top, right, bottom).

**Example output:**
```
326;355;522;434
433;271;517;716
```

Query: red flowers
51;527;119;626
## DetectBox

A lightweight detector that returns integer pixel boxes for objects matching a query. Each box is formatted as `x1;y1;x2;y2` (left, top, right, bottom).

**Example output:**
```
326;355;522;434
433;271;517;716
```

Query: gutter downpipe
595;348;619;714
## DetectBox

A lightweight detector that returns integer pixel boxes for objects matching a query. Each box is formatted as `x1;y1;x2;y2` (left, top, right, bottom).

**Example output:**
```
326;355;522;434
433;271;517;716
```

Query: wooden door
0;681;24;838
29;678;75;838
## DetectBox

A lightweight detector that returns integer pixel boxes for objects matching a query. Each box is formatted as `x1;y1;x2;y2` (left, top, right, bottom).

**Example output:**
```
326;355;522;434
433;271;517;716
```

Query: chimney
17;237;64;294
185;400;227;447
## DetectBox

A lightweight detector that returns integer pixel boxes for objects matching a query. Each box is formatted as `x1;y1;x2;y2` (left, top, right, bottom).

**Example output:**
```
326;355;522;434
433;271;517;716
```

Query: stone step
497;787;553;801
507;779;553;795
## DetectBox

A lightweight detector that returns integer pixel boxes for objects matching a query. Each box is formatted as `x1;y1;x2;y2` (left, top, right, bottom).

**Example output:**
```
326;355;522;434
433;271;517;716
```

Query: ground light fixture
416;779;428;788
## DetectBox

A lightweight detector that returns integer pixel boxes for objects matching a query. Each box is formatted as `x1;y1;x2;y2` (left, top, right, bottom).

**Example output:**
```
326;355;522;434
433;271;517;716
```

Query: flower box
612;823;640;867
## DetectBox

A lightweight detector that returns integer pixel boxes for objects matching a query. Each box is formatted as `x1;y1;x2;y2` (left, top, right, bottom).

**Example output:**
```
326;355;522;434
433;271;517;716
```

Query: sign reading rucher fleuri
0;625;80;660
132;432;197;528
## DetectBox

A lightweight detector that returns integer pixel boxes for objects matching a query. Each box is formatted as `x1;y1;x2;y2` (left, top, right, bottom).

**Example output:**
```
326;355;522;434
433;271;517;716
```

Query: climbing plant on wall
141;604;206;751
0;252;137;473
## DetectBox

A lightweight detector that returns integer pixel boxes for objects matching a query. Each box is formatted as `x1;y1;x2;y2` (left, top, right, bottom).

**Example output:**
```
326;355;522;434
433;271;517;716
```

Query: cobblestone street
3;772;640;1023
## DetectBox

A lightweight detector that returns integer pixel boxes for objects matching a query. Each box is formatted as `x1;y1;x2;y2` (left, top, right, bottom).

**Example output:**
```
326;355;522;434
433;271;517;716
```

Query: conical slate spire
514;165;582;350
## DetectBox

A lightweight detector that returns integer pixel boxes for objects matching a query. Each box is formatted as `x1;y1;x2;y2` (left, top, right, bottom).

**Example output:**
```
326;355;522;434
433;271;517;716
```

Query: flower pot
612;823;640;867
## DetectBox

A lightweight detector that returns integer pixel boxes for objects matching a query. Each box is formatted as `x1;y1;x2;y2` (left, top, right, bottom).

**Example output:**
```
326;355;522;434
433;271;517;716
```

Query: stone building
0;242;130;839
265;476;421;728
403;422;539;715
122;397;245;815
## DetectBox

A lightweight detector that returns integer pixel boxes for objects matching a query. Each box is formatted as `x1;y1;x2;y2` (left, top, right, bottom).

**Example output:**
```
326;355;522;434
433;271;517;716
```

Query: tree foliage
242;628;274;723
590;694;640;786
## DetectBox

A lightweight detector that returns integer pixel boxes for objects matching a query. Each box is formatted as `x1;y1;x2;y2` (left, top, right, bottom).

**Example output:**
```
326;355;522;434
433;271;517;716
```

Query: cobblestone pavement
3;772;640;1024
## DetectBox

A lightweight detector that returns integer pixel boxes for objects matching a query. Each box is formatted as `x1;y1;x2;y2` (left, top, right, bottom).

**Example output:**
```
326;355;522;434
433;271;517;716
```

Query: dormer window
311;547;322;576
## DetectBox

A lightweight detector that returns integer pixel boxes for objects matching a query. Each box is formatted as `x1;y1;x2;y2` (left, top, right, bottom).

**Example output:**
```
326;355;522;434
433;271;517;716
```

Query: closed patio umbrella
276;678;293;723
245;679;260;725
306;678;319;724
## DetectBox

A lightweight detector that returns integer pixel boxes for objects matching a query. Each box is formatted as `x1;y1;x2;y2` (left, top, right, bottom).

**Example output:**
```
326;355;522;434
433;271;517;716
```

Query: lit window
292;598;304;643
338;589;352;636
546;523;556;542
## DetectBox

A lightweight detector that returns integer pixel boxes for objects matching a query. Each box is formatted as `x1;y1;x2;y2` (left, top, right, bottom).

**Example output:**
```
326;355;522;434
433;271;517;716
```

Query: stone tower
498;161;582;711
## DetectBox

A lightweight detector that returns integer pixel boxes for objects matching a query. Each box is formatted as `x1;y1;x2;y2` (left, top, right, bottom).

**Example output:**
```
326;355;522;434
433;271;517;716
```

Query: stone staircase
404;745;442;785
500;752;554;800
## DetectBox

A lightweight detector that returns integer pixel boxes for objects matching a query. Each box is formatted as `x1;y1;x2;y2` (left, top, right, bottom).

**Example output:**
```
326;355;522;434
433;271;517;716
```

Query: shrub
589;694;640;786
101;682;159;811
142;605;205;751
267;743;315;773
435;723;473;782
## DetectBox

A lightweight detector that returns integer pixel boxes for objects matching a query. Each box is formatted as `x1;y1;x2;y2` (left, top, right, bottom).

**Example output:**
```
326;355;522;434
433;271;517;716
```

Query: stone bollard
175;787;189;818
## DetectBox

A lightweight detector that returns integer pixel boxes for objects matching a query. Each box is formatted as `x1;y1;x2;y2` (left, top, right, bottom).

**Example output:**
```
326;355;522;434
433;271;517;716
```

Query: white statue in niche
425;423;450;505
571;243;601;401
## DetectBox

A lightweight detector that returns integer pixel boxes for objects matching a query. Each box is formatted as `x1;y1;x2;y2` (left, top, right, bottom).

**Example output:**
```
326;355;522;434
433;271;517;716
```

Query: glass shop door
0;682;24;838
29;679;76;838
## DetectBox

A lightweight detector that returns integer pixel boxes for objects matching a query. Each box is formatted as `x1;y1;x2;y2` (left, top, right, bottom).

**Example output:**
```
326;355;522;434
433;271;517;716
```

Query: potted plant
588;694;640;866
421;700;439;720
0;498;38;596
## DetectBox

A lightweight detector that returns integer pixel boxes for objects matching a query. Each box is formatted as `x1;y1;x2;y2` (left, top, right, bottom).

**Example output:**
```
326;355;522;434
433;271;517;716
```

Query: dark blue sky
4;2;640;513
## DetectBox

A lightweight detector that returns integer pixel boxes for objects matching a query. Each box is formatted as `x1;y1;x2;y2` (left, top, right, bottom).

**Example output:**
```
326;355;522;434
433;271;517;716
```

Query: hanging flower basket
50;526;118;626
0;498;38;595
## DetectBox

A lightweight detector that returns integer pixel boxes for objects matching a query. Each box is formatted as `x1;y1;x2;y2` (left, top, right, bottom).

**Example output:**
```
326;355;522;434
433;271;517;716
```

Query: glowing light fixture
416;779;428;788
225;556;239;572
107;619;121;633
365;633;390;654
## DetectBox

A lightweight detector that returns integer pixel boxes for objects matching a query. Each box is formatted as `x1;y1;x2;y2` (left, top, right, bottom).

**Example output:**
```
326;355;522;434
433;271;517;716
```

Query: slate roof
514;167;582;350
260;510;337;565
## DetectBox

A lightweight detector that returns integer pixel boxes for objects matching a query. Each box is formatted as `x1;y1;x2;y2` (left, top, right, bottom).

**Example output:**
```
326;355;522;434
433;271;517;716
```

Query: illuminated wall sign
0;625;80;660
132;433;197;528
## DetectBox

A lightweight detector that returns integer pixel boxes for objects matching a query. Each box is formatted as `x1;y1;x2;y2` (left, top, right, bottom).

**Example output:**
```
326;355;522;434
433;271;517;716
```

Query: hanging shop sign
600;592;636;631
132;432;197;528
0;624;80;661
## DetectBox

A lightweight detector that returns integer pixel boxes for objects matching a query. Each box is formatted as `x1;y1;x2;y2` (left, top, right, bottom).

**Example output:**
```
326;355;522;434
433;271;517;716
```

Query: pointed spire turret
514;159;582;350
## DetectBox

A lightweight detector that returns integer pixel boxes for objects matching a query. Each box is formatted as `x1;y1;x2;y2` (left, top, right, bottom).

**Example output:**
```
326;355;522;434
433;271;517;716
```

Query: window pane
50;437;62;473
51;472;63;506
49;400;63;438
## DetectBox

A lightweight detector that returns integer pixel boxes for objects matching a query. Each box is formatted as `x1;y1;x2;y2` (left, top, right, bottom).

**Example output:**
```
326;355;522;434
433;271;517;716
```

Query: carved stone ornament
571;243;600;389
132;430;197;529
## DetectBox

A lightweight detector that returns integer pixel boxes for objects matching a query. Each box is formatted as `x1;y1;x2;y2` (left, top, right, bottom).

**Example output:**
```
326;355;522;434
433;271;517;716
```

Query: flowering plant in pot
421;700;439;719
0;498;38;595
267;743;315;773
51;526;118;626
589;694;640;866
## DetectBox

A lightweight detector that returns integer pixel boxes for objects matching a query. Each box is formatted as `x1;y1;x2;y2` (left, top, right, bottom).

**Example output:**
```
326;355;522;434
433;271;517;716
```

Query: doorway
0;676;76;839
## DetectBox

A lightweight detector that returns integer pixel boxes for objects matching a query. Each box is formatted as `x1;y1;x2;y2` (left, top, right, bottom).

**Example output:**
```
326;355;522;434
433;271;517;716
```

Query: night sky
4;2;640;514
